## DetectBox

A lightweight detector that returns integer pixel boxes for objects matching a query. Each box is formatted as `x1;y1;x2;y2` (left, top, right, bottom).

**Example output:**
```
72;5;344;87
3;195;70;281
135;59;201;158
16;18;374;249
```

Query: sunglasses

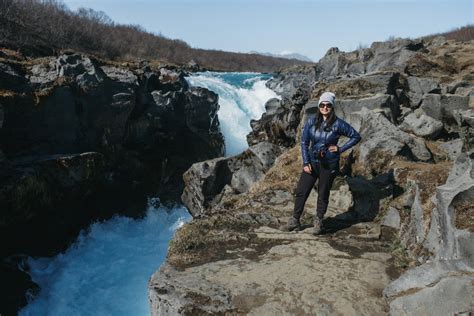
319;103;333;109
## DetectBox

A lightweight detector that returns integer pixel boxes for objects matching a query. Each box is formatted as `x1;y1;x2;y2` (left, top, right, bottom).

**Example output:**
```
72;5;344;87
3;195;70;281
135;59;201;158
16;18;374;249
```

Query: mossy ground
167;214;283;269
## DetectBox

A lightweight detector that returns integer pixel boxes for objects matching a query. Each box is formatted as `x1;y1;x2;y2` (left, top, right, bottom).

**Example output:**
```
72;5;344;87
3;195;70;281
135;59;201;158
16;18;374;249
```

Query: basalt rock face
0;52;224;252
0;52;224;313
150;37;474;315
181;141;283;217
247;65;315;147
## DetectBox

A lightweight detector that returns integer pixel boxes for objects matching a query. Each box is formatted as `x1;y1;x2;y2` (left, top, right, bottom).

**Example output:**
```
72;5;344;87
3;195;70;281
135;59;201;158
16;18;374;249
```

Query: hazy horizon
57;0;473;61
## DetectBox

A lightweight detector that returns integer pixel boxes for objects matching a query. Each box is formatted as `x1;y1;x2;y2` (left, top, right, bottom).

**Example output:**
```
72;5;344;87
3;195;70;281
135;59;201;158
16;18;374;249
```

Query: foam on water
19;200;190;316
186;72;280;156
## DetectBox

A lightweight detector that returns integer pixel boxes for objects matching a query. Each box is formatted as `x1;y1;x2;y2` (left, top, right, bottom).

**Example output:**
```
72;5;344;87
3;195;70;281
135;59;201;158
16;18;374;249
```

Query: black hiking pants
293;161;338;220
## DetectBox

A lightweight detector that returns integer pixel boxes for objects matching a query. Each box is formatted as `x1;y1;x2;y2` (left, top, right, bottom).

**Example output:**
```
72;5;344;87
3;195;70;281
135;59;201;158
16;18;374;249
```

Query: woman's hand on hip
303;164;312;174
328;145;339;153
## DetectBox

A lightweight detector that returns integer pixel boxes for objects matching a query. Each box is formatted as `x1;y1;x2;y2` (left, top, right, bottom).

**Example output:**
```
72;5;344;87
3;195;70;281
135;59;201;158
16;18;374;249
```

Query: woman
282;92;361;235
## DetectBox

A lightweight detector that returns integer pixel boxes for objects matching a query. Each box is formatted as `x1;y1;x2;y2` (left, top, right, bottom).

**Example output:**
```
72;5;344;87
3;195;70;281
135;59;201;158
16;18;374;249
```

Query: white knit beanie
318;92;336;105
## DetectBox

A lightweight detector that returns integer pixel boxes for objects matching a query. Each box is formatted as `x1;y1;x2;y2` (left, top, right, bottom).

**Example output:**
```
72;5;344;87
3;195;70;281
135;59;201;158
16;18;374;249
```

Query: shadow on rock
322;170;397;235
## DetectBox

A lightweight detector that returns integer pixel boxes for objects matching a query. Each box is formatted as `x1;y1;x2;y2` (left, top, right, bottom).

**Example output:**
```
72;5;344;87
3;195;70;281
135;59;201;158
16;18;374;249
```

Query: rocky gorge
0;50;225;314
149;36;474;315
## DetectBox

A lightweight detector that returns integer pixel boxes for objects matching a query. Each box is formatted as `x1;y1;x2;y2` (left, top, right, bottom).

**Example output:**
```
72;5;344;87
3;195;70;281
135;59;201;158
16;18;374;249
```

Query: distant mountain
250;51;314;62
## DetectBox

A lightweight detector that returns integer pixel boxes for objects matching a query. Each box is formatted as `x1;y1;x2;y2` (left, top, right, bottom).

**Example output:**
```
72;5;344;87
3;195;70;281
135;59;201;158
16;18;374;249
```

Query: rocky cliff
149;36;473;315
0;50;224;314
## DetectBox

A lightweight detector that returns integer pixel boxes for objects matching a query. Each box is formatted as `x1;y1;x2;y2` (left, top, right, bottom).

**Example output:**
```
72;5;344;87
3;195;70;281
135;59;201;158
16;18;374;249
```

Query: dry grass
167;213;281;268
0;90;16;98
0;47;24;60
352;148;398;178
311;77;384;100
391;159;452;204
406;39;474;83
424;25;474;42
246;146;301;195
454;197;474;232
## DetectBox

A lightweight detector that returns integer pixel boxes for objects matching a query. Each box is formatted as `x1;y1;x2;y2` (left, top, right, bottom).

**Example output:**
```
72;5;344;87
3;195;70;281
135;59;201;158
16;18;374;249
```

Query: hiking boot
280;216;301;232
313;217;323;235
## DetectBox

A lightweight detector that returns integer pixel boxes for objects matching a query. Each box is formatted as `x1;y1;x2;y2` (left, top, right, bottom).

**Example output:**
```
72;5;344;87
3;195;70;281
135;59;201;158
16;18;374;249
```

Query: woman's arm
338;119;361;153
301;118;313;165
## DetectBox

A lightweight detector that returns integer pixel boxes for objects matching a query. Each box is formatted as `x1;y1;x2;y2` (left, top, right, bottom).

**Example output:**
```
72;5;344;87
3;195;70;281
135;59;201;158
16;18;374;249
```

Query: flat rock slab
150;226;393;315
389;275;474;316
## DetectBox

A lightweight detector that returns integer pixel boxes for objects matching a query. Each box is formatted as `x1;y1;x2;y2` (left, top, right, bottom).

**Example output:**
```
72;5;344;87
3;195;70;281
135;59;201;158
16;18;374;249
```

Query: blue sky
63;0;473;61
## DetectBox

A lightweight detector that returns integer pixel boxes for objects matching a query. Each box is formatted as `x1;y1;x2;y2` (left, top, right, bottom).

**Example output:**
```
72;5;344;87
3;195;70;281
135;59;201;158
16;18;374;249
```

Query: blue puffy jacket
301;116;361;165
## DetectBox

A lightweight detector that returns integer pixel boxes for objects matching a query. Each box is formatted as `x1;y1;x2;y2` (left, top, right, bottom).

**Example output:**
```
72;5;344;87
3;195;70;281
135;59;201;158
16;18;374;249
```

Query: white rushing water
187;72;280;156
20;72;278;316
20;201;190;316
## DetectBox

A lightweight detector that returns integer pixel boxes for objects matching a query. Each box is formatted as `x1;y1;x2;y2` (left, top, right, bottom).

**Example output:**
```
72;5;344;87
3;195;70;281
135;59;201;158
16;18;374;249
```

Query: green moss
390;237;411;270
12;175;53;218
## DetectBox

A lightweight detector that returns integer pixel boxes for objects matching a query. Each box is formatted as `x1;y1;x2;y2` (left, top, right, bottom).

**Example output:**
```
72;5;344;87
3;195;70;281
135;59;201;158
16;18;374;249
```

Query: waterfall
187;72;280;156
20;72;279;316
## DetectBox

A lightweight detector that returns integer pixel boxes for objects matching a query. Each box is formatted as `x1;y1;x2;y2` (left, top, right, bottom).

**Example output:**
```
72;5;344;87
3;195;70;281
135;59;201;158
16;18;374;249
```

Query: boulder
247;98;302;147
336;94;400;123
266;65;315;101
440;95;470;123
158;67;189;91
229;142;282;193
399;109;443;138
420;94;471;145
381;206;401;230
420;94;443;121
101;65;138;85
366;39;422;73
312;39;423;81
29;60;58;87
57;54;107;88
315;47;362;79
453;109;474;127
181;142;282;217
180;156;232;217
445;79;472;95
419;94;470;135
438;138;463;160
251;66;316;147
28;53;107;89
356;108;432;164
263;98;284;115
406;76;440;107
452;109;474;152
311;71;400;100
455;86;474;101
